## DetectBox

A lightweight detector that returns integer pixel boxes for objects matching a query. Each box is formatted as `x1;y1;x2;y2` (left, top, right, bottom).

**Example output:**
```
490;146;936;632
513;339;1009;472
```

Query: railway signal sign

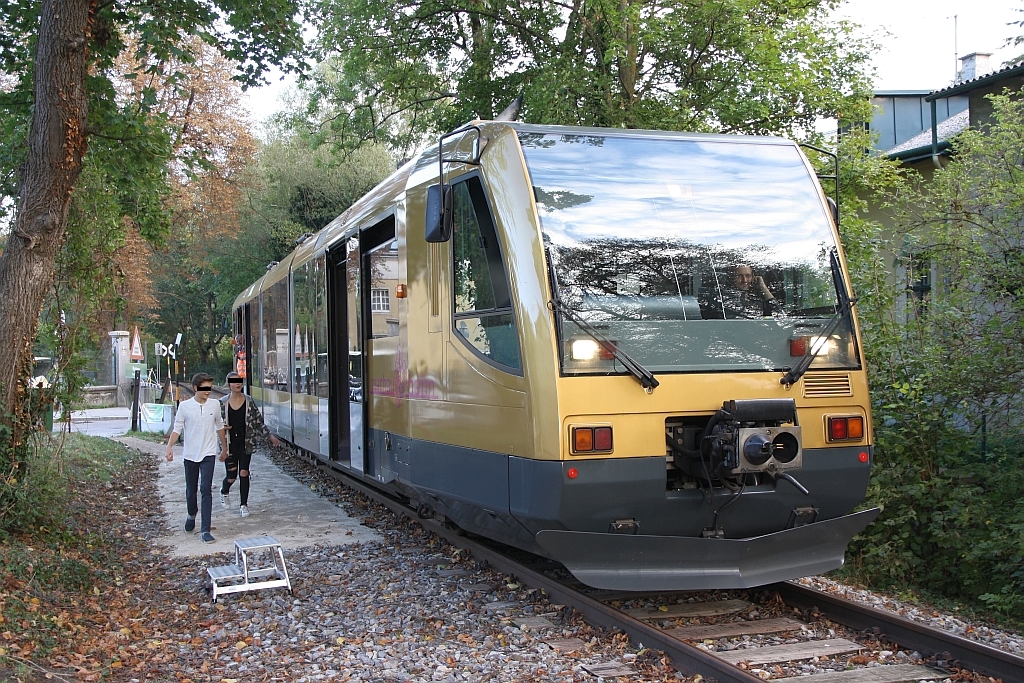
154;342;177;359
129;327;144;361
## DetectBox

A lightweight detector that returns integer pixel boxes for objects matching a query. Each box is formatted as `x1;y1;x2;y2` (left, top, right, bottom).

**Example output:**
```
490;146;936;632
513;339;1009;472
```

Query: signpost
154;333;183;408
129;327;144;361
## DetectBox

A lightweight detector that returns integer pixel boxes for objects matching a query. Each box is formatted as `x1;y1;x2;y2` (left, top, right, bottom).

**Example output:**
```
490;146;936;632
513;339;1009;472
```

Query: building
870;53;1024;174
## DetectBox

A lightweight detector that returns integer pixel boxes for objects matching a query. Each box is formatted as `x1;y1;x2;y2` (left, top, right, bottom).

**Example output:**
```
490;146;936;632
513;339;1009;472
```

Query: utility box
140;403;171;434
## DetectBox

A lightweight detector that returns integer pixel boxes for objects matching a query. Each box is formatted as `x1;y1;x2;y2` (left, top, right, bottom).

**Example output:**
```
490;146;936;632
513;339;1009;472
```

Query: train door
347;238;365;472
326;238;362;470
236;304;253;395
361;216;398;482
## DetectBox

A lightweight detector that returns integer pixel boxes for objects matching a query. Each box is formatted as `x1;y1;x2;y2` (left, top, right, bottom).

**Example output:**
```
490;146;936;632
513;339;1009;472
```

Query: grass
123;429;168;444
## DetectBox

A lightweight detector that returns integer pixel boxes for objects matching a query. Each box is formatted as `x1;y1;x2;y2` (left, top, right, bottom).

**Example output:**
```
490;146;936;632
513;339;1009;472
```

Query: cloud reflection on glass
519;132;860;375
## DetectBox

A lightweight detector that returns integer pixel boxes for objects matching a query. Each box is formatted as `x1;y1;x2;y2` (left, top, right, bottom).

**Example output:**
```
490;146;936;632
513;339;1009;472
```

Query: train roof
230;120;805;313
505;122;794;146
233;271;266;310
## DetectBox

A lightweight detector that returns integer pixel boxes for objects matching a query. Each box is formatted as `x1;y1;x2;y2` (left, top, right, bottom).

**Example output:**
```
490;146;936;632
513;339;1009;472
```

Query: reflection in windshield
518;131;860;375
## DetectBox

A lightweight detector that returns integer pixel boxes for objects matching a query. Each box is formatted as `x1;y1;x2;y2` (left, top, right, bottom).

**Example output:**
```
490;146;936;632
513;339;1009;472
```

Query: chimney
958;52;993;82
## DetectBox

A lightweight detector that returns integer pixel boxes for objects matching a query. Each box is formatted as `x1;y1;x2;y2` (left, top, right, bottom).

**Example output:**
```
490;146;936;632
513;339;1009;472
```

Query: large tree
300;0;875;154
0;0;304;436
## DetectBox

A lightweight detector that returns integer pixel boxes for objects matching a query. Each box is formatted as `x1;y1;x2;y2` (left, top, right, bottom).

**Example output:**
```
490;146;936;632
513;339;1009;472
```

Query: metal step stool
208;536;292;602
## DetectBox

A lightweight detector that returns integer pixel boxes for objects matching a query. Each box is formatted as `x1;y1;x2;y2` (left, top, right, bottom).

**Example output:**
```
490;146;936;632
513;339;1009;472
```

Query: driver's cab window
451;176;521;372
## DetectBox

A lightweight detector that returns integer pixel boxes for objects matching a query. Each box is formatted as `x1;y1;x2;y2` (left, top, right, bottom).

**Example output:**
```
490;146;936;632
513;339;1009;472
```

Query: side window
261;279;291;392
451;176;521;371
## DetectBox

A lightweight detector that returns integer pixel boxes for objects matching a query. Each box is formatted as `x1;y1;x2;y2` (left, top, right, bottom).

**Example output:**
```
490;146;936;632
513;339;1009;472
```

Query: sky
242;0;1024;121
839;0;1022;91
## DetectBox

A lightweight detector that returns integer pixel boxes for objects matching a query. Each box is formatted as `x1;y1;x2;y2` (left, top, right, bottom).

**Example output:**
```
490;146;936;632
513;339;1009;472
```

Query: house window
371;288;390;313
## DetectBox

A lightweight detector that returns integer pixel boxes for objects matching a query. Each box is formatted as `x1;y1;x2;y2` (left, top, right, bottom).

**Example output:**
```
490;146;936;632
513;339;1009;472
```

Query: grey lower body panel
535;507;880;591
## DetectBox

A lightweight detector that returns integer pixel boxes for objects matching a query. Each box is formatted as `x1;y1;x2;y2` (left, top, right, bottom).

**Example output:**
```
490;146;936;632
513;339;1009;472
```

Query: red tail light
571;426;614;453
829;417;848;440
828;416;865;442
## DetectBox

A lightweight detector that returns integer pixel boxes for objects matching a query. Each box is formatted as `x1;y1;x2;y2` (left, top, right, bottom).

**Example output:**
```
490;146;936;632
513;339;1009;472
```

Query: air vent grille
803;373;853;398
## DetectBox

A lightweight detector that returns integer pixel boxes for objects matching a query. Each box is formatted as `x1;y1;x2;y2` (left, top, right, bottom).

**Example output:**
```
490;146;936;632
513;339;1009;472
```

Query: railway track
307;456;1023;683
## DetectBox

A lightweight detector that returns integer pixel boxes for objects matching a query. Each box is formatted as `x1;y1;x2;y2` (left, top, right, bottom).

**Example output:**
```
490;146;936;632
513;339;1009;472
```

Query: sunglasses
196;386;213;392
228;379;243;384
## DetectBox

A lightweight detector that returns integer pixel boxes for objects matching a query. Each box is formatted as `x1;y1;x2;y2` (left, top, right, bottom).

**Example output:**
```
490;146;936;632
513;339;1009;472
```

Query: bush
837;99;1024;621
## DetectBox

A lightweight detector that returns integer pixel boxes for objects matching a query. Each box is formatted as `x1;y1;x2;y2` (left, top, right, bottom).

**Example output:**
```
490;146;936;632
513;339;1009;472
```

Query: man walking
166;372;227;543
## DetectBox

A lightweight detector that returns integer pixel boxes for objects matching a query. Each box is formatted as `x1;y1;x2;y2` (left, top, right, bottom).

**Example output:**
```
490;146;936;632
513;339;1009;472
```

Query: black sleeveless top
228;402;245;454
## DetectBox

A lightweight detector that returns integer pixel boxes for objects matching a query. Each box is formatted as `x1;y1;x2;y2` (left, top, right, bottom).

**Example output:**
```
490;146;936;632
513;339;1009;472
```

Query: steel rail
310;457;1022;683
774;581;1024;683
320;463;764;683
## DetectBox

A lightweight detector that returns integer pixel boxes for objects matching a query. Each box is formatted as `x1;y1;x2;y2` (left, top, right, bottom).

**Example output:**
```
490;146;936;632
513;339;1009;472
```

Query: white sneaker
239;505;249;518
221;493;229;510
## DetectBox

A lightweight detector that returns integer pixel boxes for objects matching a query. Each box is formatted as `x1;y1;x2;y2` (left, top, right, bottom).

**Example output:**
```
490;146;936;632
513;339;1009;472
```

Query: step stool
208;536;292;602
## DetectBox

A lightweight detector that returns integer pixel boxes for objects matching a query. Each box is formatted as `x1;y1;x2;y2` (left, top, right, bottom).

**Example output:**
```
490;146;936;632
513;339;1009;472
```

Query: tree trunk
0;0;93;434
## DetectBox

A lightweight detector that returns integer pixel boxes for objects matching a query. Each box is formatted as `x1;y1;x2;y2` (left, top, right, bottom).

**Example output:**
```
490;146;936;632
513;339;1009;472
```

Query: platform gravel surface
80;441;688;682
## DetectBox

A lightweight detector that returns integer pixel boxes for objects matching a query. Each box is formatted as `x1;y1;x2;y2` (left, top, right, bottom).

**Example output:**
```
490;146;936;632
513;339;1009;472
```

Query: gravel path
105;445;686;682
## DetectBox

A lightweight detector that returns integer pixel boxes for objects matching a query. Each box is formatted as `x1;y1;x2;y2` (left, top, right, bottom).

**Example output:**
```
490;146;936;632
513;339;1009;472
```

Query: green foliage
0;415;65;534
298;0;875;155
0;432;138;535
148;135;393;373
839;94;1024;619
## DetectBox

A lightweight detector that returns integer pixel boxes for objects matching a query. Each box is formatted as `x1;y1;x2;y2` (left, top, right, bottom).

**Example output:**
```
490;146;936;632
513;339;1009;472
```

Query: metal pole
131;369;141;432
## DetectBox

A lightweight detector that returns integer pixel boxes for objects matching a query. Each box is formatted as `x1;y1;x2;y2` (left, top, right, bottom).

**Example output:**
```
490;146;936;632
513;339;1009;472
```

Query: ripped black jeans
220;445;252;507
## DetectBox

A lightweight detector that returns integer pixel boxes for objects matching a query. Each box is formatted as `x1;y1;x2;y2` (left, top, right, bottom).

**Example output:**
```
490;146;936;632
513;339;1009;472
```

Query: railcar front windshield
518;131;860;375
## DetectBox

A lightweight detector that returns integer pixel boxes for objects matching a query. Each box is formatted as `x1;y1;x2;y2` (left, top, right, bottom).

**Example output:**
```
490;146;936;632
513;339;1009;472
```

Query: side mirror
425;183;453;243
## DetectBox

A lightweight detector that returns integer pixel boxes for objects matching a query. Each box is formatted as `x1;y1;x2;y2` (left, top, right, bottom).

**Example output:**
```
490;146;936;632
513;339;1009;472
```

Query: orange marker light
573;427;594;452
567;467;579;479
396;284;408;299
847;416;864;440
594;427;613;451
858;451;869;463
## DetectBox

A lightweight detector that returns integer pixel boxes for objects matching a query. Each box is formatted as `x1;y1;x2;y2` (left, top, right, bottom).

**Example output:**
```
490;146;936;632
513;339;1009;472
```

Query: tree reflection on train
521;132;860;376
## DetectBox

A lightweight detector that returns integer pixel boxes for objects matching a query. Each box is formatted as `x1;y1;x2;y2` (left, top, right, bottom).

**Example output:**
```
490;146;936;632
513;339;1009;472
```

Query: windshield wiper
545;248;659;392
549;297;660;392
780;249;856;387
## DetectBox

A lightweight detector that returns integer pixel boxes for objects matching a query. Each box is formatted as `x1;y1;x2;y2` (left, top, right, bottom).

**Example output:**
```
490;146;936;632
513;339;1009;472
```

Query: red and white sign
129;327;144;361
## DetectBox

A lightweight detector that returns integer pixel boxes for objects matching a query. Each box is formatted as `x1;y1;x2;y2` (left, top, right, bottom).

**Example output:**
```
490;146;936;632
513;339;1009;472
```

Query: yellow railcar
232;120;878;590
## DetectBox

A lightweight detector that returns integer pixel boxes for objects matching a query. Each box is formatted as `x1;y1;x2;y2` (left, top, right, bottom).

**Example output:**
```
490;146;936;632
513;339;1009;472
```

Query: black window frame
448;171;523;375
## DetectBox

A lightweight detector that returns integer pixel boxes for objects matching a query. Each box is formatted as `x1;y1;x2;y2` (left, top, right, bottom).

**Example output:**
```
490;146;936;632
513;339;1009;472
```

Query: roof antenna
494;96;523;122
951;14;960;82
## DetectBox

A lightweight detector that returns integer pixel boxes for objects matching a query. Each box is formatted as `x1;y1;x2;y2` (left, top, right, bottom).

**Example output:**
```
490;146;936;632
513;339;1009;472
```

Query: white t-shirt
172;397;224;462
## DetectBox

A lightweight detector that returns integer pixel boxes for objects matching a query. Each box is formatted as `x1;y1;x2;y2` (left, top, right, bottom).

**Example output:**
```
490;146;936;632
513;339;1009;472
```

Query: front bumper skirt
535;508;880;591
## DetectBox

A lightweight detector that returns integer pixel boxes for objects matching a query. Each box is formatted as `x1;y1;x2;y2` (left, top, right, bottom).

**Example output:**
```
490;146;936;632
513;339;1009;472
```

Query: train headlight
569;338;617;361
789;335;840;362
571;339;601;360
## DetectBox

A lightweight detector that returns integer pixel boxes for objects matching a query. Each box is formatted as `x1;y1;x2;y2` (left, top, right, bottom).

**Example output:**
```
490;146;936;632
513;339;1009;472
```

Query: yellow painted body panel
236;121;873;470
552;370;872;460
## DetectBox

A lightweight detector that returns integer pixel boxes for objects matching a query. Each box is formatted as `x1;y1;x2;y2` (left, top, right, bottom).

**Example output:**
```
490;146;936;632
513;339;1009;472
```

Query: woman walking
219;371;279;517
